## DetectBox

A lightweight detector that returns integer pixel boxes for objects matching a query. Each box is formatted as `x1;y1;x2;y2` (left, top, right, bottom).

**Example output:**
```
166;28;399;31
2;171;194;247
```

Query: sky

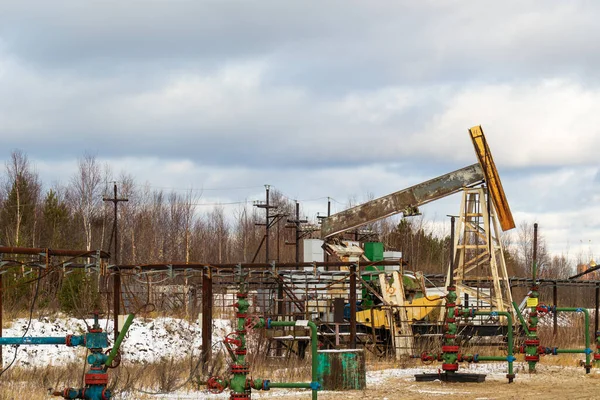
1;1;600;263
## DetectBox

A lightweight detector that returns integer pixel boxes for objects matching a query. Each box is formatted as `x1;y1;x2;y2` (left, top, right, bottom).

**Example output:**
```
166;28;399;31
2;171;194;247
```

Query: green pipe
556;307;591;372
526;291;540;372
442;286;458;373
556;349;587;354
475;311;514;381
105;313;134;368
512;301;529;335
477;356;511;361
269;320;319;400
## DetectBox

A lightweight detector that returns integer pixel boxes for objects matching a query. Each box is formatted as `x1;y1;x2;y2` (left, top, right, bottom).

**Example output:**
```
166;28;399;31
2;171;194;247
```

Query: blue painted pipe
0;336;67;345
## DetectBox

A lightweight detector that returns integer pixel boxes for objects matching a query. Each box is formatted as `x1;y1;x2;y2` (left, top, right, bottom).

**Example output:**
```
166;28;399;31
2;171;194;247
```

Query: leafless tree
67;154;102;251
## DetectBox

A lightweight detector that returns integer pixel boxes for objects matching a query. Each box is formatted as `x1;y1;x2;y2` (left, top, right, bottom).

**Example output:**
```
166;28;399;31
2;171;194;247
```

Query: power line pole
103;182;128;342
254;185;278;262
316;197;332;265
286;201;308;263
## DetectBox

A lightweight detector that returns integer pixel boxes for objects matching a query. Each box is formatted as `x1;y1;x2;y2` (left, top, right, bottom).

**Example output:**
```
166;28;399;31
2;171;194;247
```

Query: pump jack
320;126;516;356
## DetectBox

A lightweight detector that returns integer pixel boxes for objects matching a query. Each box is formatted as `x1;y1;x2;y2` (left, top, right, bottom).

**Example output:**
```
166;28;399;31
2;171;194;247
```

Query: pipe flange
525;339;540;346
442;363;459;371
441;345;460;353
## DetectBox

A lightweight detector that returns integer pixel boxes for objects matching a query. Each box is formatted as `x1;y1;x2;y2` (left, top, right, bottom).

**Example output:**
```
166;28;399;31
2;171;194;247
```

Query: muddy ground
266;363;600;400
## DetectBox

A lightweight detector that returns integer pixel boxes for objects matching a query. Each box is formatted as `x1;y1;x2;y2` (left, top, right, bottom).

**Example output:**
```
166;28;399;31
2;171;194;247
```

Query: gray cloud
2;1;600;258
3;1;600;87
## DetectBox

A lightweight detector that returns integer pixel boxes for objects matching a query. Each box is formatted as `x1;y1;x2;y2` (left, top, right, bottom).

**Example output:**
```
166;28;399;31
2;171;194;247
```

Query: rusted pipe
0;247;110;259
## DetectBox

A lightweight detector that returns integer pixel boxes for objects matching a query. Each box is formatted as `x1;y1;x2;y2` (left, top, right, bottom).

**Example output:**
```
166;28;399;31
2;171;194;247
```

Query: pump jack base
415;372;486;383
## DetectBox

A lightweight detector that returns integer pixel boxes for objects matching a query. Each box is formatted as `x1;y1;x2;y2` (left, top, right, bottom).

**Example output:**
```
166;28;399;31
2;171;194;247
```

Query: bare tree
67;154;102;250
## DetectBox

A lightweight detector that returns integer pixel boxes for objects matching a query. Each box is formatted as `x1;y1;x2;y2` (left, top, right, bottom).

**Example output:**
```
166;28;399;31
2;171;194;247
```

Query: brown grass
0;318;596;399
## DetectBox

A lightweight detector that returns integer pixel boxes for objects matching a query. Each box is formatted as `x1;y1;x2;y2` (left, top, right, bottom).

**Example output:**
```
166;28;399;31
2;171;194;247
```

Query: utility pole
103;182;128;342
326;198;331;262
316;197;332;265
254;185;278;263
286;201;308;263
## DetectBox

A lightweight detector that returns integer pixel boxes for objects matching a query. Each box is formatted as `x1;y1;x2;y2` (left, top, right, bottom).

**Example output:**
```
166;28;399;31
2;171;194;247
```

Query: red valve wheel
224;332;242;347
245;315;261;331
207;377;225;394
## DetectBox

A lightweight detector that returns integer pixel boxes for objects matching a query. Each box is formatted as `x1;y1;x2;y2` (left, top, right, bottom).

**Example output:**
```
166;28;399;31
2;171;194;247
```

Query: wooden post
349;265;357;349
553;281;558;335
595;284;599;333
277;276;284;356
202;266;213;372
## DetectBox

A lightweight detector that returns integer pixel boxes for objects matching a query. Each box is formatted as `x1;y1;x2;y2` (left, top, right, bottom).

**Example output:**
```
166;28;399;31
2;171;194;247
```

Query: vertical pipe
595;284;599;333
113;270;120;343
0;271;2;366
277;218;281;263
325;198;331;265
532;223;538;282
295;201;300;264
441;216;459;376
555;307;591;372
277;271;284;356
449;217;455;287
113;183;120;343
265;185;270;263
202;266;213;372
107;182;128;343
349;264;357;349
526;222;540;372
595;286;600;367
553;281;558;336
277;281;284;317
309;321;319;400
114;183;119;269
474;311;514;383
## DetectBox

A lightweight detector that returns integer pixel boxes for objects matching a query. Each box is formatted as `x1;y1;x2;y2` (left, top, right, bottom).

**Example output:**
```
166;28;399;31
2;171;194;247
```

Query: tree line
0;150;580;312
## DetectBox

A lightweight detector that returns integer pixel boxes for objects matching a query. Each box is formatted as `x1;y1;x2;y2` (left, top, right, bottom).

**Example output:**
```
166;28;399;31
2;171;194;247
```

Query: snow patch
2;316;231;368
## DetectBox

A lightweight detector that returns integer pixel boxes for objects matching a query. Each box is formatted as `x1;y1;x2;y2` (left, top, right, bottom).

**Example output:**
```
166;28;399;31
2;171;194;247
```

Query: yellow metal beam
469;125;515;231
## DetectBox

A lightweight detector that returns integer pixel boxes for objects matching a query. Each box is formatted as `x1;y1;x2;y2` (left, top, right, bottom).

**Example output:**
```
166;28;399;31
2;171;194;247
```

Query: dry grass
1;319;596;399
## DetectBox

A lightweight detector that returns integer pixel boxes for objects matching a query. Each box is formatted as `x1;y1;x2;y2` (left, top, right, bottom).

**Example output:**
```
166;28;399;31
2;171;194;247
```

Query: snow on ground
519;307;595;328
1;316;231;368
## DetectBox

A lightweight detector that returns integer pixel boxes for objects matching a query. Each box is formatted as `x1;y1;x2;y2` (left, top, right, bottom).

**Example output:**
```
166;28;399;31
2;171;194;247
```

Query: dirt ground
266;363;600;400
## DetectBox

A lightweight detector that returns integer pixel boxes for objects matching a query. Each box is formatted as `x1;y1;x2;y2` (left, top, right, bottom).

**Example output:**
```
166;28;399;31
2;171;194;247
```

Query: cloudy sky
1;1;599;262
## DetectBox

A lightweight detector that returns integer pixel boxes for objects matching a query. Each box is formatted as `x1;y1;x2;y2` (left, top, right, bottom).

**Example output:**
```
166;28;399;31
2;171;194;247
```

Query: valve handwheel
105;349;121;368
224;332;242;347
245;315;261;331
420;352;434;365
207;376;225;394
